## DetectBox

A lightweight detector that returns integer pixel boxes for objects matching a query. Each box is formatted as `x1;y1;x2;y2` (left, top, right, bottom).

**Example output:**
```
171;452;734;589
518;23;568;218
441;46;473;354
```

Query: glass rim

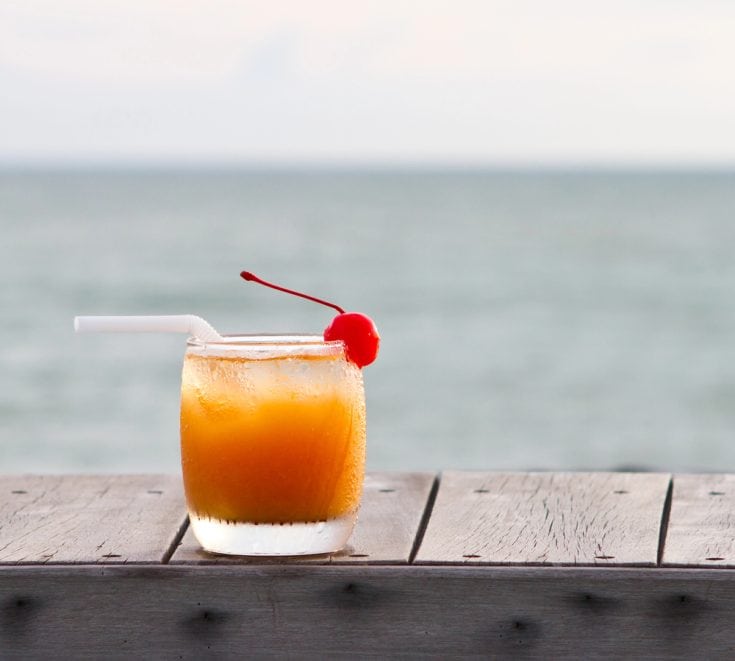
187;333;339;346
185;333;345;358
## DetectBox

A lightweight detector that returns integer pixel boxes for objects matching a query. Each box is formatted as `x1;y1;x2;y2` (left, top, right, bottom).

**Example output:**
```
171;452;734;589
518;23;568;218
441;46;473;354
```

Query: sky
2;1;735;165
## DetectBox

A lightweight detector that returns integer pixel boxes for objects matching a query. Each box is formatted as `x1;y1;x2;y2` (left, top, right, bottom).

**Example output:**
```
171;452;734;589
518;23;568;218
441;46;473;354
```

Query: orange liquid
180;349;366;524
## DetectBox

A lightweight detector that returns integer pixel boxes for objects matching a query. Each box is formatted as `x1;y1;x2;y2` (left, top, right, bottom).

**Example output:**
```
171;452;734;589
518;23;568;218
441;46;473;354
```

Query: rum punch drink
180;335;367;555
75;270;379;557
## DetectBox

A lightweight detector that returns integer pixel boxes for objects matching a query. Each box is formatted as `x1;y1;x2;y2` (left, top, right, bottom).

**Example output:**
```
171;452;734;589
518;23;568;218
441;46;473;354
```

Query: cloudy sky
2;1;735;165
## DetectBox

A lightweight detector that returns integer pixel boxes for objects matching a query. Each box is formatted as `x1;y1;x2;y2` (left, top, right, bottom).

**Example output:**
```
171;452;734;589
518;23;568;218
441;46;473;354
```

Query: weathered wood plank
415;472;671;566
0;475;186;564
171;472;436;564
662;474;735;567
2;565;735;659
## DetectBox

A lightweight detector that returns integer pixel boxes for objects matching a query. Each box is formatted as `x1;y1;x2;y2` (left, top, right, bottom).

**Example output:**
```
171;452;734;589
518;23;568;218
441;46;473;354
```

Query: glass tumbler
180;335;366;555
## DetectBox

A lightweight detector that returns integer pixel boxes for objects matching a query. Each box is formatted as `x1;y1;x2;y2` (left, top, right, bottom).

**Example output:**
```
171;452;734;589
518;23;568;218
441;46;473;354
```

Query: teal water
2;169;735;473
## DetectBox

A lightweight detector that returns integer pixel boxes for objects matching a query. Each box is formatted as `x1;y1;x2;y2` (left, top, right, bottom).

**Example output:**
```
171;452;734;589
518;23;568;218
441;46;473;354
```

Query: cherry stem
240;271;345;314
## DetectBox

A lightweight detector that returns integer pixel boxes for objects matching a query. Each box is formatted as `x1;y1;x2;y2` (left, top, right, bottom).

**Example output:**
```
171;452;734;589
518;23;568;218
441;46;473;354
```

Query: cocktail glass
180;334;366;556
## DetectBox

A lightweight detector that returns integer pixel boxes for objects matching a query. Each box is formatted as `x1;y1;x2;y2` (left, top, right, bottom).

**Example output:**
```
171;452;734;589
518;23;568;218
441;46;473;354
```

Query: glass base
189;512;357;556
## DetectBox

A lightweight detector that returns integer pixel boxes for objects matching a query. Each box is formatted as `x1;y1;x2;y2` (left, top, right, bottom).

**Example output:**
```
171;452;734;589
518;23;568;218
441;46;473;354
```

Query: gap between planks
161;515;189;564
407;473;440;564
656;477;675;567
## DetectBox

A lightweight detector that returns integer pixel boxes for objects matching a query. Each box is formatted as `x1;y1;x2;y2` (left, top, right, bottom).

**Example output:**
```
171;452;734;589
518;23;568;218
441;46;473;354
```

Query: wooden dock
2;471;735;658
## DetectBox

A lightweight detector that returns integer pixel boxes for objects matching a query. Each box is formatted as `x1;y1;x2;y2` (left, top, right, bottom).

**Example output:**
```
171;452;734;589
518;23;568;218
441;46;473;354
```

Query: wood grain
0;475;186;564
2;565;735;659
662;474;735;567
415;472;671;566
170;472;436;564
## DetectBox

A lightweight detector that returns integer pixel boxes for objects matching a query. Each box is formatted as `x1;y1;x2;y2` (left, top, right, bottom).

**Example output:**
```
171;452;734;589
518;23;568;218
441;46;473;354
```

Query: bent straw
74;315;223;343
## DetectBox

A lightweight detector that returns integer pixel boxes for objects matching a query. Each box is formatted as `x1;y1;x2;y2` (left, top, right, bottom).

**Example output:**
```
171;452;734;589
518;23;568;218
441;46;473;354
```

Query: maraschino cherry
240;271;380;367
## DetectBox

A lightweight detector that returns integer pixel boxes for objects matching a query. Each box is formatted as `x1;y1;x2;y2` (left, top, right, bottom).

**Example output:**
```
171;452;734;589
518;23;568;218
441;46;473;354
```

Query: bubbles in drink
180;344;366;527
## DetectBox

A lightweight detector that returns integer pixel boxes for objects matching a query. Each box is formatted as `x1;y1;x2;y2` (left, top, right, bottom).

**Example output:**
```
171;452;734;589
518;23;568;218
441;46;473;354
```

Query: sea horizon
2;159;735;174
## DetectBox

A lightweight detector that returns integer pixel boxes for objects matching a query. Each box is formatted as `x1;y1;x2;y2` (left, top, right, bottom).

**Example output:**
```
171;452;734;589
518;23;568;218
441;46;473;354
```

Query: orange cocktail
180;334;366;555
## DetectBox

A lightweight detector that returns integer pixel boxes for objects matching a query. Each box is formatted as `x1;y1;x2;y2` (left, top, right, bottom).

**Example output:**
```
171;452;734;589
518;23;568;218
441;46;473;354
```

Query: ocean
2;168;735;474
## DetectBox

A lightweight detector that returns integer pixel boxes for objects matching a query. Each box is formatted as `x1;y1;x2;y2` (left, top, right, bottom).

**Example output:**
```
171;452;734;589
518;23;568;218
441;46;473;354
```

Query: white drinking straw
74;315;223;343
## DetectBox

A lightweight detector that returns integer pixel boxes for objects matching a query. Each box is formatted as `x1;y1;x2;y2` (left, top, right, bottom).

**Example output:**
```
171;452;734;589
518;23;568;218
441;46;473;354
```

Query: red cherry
324;312;380;368
240;271;380;367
